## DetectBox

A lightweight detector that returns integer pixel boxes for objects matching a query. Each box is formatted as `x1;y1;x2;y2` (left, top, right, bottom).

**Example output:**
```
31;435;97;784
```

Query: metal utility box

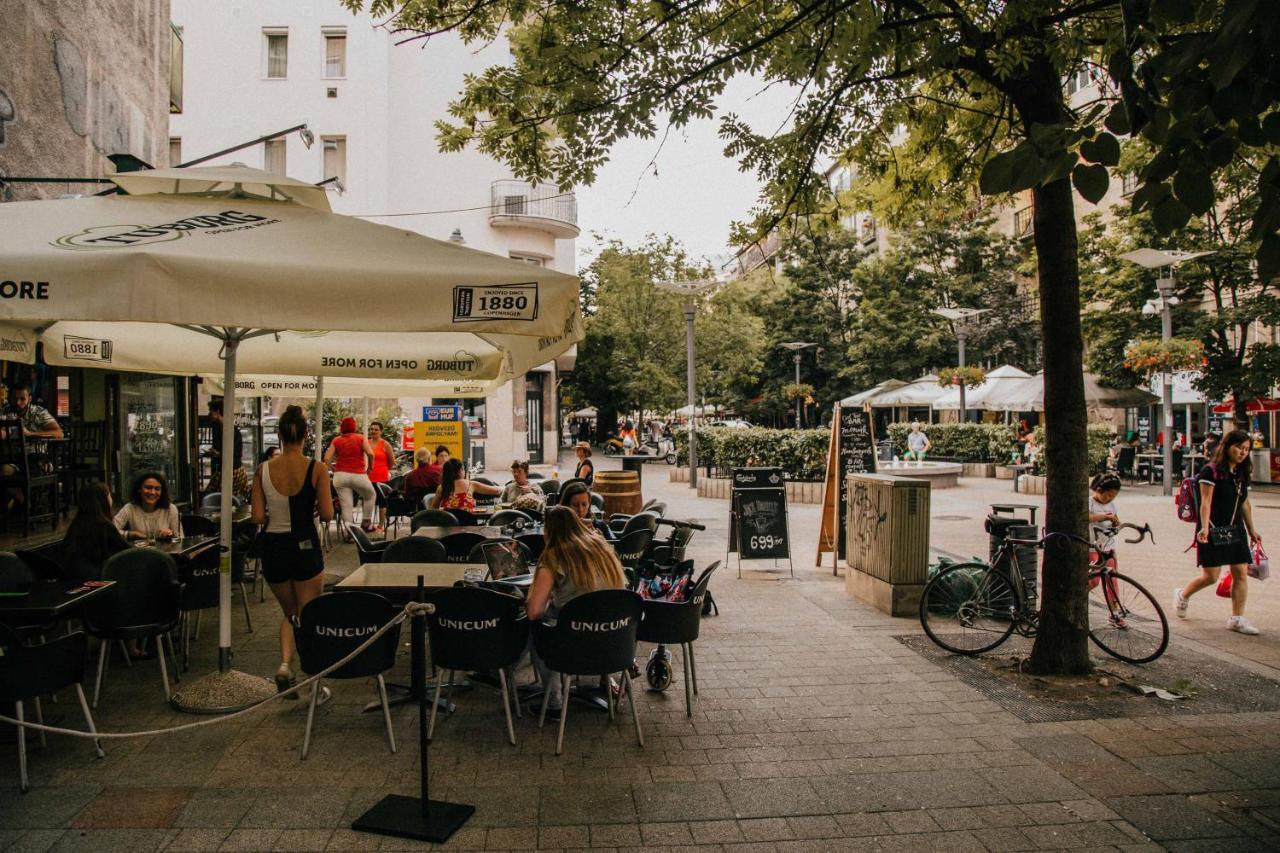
845;473;931;616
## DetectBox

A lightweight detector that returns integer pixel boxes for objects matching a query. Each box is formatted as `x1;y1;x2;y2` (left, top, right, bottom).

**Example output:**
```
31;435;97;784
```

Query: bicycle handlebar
656;518;706;531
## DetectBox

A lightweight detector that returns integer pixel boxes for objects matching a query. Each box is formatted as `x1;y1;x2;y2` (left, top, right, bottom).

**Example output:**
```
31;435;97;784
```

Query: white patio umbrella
841;379;906;407
932;365;1032;410
203;375;494;399
986;371;1159;412
0;165;581;710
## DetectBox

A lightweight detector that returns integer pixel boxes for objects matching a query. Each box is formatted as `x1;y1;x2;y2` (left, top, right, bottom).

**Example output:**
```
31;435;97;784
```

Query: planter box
962;462;996;478
1017;474;1047;495
671;470;825;504
995;465;1017;480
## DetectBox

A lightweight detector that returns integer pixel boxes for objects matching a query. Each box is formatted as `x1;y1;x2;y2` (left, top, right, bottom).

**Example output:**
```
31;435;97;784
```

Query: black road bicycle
919;523;1169;664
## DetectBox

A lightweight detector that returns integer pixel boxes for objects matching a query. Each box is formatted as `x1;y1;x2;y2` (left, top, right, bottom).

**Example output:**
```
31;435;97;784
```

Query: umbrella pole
315;377;324;462
170;331;277;713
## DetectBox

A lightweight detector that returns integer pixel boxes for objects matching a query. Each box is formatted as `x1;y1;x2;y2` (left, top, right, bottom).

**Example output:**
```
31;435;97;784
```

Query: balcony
1013;206;1034;240
489;180;579;238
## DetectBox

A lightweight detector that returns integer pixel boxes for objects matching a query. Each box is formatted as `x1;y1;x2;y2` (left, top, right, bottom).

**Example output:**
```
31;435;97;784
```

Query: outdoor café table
140;535;218;560
1135;452;1161;484
411;524;543;540
0;578;116;627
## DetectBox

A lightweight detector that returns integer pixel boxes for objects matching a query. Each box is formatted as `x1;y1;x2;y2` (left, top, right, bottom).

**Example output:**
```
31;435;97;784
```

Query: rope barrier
0;601;434;740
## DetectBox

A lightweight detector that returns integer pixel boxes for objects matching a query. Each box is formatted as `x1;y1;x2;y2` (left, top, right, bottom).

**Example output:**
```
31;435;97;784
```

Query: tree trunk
1026;175;1093;675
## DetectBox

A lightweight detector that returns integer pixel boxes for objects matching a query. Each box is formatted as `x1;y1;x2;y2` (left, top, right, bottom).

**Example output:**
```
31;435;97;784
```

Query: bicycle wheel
1087;571;1169;664
920;563;1018;655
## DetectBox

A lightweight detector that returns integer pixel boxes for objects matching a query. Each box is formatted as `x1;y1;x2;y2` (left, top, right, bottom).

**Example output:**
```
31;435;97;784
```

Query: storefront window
118;375;182;499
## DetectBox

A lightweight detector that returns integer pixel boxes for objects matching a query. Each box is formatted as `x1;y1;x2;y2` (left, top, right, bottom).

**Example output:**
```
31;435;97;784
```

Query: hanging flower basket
937;366;987;389
1123;338;1206;374
782;382;816;403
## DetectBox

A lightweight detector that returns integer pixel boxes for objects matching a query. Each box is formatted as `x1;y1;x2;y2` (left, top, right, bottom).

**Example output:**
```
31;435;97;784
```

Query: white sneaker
1227;616;1260;635
1173;588;1188;619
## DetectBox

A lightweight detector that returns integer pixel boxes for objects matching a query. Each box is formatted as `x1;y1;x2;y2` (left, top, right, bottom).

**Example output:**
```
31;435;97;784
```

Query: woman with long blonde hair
526;505;626;715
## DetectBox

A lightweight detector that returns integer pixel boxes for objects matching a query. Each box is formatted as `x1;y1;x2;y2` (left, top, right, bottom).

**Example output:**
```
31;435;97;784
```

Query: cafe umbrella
0;166;581;710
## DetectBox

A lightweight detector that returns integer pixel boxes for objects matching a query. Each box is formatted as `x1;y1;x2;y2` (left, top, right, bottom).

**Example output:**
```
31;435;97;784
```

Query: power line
348;192;576;219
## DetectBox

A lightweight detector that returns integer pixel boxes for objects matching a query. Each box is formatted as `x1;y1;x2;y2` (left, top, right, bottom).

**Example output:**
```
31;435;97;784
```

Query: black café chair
611;529;656;570
347;523;392;564
181;514;253;632
85;549;182;708
424;586;529;745
538;480;561;503
446;507;480;526
201;493;245;511
411;509;459;531
637;561;721;717
0;552;51;643
464;539;531;566
439;532;488;563
516;532;545;562
0;629;104;793
381;536;448;564
1115;446;1137;482
488;509;535;528
384;480;417;536
176;544;220;671
641;499;667;517
609;510;660;535
0;419;59;535
533;589;645;755
294;591;401;759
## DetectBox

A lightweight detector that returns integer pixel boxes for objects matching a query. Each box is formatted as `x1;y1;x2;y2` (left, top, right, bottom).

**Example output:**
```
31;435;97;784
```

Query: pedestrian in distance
904;421;931;464
324;416;376;539
1174;429;1265;635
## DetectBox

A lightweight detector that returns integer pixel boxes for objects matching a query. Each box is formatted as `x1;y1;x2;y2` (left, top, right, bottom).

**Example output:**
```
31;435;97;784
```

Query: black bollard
352;576;475;842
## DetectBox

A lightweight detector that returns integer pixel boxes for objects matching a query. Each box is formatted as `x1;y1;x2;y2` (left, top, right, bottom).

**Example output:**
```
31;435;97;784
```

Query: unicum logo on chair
570;618;631;632
314;624;378;638
51;210;276;250
438;617;499;631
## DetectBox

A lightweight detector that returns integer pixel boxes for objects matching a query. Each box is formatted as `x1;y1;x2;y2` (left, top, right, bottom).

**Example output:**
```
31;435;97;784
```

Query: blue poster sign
422;405;462;422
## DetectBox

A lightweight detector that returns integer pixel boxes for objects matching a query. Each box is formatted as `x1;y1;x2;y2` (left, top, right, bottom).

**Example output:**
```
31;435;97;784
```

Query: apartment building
168;0;579;470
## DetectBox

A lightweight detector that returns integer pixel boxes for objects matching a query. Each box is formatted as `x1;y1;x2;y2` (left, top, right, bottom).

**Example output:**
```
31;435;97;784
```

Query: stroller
633;518;718;691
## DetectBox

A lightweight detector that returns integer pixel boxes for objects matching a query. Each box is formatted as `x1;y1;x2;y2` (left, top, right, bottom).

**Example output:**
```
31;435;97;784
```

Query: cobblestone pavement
1;455;1277;851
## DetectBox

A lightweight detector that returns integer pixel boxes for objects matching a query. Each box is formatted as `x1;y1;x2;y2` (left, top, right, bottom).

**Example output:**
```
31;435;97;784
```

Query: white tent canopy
0;165;582;709
985;371;1159;412
841;379;906;407
868;374;946;408
672;404;718;417
932;365;1032;410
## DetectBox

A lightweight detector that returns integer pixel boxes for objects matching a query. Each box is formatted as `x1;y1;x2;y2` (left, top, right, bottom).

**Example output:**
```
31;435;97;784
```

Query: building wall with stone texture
0;0;172;201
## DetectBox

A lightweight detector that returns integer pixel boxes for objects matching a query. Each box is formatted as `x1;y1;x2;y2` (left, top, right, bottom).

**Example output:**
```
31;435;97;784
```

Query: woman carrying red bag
1173;429;1264;635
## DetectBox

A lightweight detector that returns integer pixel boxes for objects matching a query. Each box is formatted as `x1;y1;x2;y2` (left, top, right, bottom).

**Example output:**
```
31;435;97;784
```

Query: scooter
641;435;677;464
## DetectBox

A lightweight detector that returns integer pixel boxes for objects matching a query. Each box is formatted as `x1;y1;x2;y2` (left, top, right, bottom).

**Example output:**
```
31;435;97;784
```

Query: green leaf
1073;164;1110;204
1211;82;1252;124
1043;151;1080;185
1206;134;1237;168
1131;180;1171;212
1105;102;1131;135
1154;0;1195;23
980;145;1041;195
1258;233;1280;283
1264;112;1280;145
1173;164;1215;214
1238;117;1267;147
1080;133;1121;166
1152;197;1193;232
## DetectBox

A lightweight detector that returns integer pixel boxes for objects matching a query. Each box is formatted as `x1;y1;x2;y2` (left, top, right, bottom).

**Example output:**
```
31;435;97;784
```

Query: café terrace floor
2;453;1278;851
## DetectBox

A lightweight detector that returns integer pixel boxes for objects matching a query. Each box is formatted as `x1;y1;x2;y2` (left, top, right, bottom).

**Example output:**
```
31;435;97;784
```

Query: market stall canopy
933;365;1032;410
841;379;906;407
988;371;1159;412
868;374;946;408
1213;397;1280;414
572;406;598;418
672;404;719;417
203;375;496;399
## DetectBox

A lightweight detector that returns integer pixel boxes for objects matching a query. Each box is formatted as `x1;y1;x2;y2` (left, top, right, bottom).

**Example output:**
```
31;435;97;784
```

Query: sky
573;76;803;272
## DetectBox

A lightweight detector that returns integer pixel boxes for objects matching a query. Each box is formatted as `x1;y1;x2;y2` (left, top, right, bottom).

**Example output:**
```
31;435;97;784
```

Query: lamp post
655;277;719;488
932;307;989;423
780;341;817;428
1121;248;1210;496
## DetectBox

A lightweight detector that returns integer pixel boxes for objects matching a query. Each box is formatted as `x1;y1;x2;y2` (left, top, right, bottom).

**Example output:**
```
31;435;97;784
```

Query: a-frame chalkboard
816;403;877;573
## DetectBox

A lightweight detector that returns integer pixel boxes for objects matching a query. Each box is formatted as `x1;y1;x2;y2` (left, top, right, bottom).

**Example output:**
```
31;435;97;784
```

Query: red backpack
1176;463;1212;523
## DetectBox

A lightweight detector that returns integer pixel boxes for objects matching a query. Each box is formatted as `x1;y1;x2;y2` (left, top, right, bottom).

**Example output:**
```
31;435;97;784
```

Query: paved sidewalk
0;457;1276;851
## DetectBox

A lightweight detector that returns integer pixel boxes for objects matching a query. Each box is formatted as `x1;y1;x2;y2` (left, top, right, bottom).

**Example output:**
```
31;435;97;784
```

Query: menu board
837;408;876;560
728;467;790;560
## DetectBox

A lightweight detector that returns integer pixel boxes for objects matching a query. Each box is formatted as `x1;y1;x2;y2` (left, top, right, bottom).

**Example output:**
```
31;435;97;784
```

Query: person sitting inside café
558;481;616;540
4;384;63;438
524;505;628;716
430;458;500;512
114;471;183;541
63;482;131;584
404;445;448;504
501;460;545;508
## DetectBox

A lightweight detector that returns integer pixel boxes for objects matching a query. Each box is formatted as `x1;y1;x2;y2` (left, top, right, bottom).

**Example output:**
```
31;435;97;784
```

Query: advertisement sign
413;420;464;461
422;405;462;422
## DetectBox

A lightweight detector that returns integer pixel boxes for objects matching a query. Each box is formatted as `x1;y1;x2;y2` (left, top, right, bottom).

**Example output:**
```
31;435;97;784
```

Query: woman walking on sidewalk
1174;429;1264;635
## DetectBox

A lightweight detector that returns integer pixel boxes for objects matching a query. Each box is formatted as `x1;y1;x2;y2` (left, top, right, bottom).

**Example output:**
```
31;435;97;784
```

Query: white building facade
169;0;577;471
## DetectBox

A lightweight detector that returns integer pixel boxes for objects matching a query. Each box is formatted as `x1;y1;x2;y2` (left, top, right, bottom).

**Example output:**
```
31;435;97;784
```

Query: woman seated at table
114;471;183;542
430;458;500;512
63;482;131;584
525;505;627;715
558;481;616;540
501;460;546;509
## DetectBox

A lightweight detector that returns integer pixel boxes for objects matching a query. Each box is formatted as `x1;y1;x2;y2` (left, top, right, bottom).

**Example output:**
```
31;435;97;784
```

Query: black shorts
260;531;324;585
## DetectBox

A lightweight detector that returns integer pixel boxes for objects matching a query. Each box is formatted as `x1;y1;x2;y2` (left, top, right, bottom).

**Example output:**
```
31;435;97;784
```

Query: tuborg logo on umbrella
51;210;277;250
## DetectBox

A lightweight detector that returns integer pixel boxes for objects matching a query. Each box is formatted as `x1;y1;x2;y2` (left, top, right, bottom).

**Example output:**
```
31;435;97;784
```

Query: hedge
885;422;1019;462
674;427;830;481
1030;423;1113;475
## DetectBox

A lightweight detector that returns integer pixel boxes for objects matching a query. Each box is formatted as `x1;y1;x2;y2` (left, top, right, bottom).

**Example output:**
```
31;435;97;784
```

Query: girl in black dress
1173;429;1264;635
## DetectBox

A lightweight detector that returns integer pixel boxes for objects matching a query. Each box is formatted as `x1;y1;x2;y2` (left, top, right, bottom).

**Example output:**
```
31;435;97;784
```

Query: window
1066;67;1092;95
1122;172;1139;196
168;137;182;167
264;138;286;175
169;24;183;113
1013;205;1034;239
321;136;346;186
323;28;347;77
264;29;288;78
509;253;546;266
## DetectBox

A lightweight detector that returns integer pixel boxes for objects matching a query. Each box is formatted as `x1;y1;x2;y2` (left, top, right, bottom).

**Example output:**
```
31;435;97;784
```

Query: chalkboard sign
837;407;877;560
728;467;790;561
1137;414;1152;444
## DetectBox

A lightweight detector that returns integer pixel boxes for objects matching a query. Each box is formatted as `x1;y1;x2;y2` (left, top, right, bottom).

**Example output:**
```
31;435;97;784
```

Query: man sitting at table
403;445;448;504
501;460;545;508
4;384;63;438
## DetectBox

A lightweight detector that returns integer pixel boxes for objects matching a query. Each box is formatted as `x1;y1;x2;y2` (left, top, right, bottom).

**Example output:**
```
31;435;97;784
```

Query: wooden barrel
595;470;642;517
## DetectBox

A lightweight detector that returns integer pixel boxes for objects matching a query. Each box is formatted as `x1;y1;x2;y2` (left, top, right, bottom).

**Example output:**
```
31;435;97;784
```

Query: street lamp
655;277;720;488
779;341;818;428
1120;248;1211;496
932;306;989;422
